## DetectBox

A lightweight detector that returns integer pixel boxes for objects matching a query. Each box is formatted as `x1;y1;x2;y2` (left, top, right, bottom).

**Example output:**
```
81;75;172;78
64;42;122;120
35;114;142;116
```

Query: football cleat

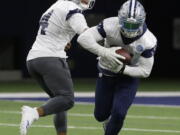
20;106;39;135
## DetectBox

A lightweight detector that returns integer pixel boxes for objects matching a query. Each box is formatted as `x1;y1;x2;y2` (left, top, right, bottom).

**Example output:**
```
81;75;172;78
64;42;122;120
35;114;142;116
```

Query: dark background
0;0;179;78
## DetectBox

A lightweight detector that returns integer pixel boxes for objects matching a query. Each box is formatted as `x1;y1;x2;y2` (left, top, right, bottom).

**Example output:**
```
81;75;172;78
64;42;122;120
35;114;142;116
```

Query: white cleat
20;106;39;135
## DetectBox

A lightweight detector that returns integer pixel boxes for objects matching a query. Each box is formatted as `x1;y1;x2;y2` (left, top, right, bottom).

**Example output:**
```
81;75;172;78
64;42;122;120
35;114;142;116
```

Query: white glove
98;47;125;67
98;57;114;70
99;56;125;74
110;61;125;73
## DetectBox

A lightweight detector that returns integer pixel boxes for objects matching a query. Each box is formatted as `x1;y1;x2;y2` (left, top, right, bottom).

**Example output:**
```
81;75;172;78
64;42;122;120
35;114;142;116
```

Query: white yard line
136;91;180;97
0;123;180;133
0;110;20;114
123;128;180;133
0;110;180;120
69;113;180;120
133;104;180;108
1;92;180;97
0;123;99;129
126;115;180;120
12;100;180;108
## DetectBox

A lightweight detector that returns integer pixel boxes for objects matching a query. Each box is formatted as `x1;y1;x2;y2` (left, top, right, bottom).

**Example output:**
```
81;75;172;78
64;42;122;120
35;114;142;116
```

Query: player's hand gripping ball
115;48;132;65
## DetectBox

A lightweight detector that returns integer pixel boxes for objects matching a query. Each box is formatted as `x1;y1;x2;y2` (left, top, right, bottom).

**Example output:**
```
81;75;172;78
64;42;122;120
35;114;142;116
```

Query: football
115;48;132;64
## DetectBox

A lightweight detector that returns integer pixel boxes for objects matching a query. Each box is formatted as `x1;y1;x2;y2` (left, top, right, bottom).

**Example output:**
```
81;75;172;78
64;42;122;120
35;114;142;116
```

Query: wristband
119;64;126;74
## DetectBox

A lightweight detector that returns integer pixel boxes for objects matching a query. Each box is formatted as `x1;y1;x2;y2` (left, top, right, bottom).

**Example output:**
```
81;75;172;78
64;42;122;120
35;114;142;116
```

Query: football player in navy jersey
20;0;125;135
78;0;157;135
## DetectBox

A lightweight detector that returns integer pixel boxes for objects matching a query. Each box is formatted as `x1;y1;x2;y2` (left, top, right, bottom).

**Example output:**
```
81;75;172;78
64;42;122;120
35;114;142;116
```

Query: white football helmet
118;0;146;38
72;0;95;10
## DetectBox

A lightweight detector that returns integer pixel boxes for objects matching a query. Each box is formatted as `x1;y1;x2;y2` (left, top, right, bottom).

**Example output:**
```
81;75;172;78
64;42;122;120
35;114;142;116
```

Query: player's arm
123;45;157;78
69;13;108;56
123;56;154;78
77;26;104;54
66;9;88;34
77;24;125;66
66;9;120;61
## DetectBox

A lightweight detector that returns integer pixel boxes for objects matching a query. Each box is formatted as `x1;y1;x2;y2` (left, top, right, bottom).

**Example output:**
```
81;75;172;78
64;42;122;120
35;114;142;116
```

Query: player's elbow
77;31;92;49
77;33;85;45
141;69;151;78
77;32;88;47
142;72;150;78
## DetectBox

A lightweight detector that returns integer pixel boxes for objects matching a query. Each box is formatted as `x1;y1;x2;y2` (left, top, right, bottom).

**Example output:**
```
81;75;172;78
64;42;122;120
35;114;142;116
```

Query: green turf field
0;78;180;92
0;100;180;135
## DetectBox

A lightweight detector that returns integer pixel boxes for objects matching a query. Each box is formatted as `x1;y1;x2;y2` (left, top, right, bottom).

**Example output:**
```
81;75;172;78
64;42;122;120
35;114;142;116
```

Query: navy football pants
94;74;139;135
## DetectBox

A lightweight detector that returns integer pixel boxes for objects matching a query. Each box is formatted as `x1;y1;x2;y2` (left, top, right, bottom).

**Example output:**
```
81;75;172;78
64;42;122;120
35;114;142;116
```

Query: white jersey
98;17;157;65
77;17;157;78
27;0;88;61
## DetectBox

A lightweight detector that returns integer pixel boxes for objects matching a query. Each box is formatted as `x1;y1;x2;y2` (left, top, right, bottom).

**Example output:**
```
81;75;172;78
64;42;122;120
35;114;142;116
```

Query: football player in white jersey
78;0;157;135
20;0;124;135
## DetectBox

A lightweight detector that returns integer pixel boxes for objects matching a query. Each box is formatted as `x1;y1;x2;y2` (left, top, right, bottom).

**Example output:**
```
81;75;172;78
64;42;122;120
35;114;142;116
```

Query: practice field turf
0;100;180;135
0;78;180;92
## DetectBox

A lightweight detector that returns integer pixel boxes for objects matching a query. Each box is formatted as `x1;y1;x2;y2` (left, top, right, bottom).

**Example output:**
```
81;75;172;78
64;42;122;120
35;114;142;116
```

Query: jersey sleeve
96;21;107;38
67;13;88;34
66;8;83;21
65;3;88;34
123;56;154;78
141;44;157;58
141;30;158;58
96;17;118;39
77;26;105;56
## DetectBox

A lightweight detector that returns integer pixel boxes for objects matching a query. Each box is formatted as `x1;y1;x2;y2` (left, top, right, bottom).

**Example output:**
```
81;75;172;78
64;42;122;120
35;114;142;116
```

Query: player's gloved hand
98;57;114;70
98;47;125;67
110;61;126;73
99;57;126;74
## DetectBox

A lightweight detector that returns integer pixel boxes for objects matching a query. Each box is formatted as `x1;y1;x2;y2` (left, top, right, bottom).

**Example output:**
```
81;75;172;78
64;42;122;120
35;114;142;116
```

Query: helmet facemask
120;17;144;38
118;0;146;38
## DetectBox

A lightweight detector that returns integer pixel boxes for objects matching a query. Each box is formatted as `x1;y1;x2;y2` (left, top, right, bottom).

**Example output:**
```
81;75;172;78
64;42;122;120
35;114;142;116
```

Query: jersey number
39;10;54;35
